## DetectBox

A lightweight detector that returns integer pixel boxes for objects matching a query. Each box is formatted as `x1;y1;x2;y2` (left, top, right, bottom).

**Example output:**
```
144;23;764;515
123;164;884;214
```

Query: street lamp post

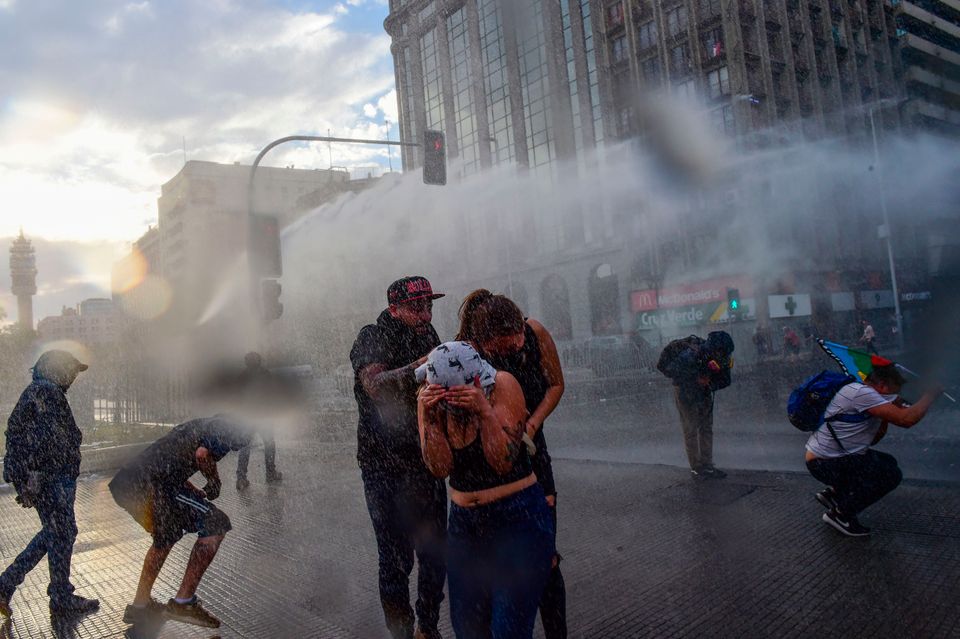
867;106;905;351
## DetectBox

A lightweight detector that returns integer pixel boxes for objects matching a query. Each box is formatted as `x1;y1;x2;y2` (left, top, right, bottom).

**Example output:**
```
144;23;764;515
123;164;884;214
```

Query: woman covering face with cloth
416;341;554;639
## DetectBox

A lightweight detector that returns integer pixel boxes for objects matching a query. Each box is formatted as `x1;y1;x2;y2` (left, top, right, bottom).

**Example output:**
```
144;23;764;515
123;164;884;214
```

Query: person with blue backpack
792;365;943;537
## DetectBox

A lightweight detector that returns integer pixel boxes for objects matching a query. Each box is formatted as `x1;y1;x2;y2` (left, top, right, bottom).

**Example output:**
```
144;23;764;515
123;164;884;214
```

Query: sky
0;0;397;322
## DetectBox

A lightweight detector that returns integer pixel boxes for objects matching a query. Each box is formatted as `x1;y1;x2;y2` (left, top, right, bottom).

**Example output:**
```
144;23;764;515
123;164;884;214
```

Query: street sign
768;294;812;318
860;289;895;309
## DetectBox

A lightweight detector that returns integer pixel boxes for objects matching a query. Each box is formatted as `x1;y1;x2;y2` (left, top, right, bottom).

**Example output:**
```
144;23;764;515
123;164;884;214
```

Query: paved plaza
0;439;958;639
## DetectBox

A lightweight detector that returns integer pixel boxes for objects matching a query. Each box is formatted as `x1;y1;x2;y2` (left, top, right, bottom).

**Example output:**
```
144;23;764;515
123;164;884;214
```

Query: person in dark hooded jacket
0;350;100;618
658;331;735;480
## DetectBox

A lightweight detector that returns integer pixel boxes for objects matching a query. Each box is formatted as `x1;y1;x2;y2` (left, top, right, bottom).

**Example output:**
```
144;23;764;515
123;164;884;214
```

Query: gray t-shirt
805;383;893;458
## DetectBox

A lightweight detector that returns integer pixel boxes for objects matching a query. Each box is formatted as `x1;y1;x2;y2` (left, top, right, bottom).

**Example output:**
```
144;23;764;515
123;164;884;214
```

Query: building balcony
906;64;960;97
899;32;960;70
898;0;960;41
906;97;960;126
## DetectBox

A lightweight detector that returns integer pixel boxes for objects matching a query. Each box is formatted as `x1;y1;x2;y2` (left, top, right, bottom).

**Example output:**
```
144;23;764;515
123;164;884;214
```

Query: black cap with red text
387;276;445;304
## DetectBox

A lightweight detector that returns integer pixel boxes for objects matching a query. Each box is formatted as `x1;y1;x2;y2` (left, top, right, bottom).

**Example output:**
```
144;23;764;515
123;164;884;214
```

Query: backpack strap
822;413;868;453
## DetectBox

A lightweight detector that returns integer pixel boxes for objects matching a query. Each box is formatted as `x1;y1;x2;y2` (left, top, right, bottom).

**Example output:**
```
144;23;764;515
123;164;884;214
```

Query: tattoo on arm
501;419;524;464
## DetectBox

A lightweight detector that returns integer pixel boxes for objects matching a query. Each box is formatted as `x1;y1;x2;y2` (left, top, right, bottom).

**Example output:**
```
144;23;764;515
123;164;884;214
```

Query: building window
641;56;662;86
637;20;658;50
710;103;735;134
420;29;445;130
665;5;688;37
674;78;697;101
669;43;690;75
607;1;625;27
707;65;730;98
480;0;515;165
698;0;722;19
447;7;480;174
702;27;724;58
611;35;627;62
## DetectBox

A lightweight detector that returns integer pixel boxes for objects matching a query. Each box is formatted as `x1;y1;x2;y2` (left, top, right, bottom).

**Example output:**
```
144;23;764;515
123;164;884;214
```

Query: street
0;433;958;638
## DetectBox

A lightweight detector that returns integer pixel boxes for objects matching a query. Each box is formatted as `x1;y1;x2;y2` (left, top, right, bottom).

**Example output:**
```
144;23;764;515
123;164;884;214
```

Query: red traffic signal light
423;130;446;186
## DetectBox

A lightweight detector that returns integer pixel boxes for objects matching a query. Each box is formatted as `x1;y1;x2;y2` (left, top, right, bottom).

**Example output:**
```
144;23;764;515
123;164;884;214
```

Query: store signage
630;276;754;312
768;294;812;318
860;289;895;309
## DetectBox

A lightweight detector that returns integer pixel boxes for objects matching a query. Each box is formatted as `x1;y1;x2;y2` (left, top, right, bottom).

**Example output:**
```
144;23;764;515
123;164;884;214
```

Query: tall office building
386;0;611;174
601;0;959;141
379;0;952;350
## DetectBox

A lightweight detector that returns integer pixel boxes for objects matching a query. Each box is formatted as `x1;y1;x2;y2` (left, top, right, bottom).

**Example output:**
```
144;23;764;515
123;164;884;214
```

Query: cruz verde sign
631;276;755;329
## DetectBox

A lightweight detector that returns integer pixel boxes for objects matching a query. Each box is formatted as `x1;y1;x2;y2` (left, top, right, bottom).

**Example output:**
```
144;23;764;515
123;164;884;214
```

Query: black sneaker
166;597;220;628
123;599;166;624
265;471;283;484
690;468;707;480
822;510;871;537
236;477;250;491
816;487;838;511
0;592;11;618
49;594;100;614
701;466;727;479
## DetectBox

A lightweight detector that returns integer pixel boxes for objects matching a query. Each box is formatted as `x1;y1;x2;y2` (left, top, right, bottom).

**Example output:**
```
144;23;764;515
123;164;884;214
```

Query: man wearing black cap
350;276;447;639
0;350;100;618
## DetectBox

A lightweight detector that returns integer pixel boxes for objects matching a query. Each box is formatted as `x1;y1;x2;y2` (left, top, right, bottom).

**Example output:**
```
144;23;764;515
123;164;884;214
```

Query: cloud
0;0;396;242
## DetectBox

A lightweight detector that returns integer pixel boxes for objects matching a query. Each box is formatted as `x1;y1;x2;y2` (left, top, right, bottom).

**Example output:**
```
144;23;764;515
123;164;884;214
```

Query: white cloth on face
415;341;497;390
805;383;894;458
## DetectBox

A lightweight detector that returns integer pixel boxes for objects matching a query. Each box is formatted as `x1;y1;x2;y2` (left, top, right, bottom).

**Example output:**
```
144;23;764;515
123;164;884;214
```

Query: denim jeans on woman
447;483;555;639
0;475;79;602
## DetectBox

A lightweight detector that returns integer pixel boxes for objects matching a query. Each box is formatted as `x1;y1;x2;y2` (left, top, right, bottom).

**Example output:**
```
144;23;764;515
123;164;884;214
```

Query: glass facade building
385;0;611;176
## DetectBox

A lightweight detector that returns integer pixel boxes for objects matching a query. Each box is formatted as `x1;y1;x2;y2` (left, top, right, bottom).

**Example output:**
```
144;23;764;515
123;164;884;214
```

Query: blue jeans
448;484;556;639
0;475;78;601
362;467;448;637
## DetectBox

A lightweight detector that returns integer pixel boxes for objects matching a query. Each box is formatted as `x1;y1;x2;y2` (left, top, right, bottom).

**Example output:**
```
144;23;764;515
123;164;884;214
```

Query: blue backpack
787;370;859;432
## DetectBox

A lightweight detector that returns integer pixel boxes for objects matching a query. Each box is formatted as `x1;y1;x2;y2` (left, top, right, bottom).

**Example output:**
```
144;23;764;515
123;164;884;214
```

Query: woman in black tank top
417;340;555;638
457;290;568;639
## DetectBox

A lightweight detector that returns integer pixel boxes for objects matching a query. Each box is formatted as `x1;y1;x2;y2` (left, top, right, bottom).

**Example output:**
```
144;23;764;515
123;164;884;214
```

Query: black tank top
449;433;532;492
483;322;549;415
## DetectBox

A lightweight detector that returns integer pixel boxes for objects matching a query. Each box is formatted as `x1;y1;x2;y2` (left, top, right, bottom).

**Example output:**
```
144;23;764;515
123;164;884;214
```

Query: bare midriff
451;473;537;508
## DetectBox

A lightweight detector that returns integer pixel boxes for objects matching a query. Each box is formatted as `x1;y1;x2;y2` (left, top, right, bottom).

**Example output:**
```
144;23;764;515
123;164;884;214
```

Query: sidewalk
0;441;958;638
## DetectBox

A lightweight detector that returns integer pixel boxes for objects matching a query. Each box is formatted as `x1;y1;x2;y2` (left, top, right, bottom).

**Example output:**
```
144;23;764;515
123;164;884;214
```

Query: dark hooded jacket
350;309;440;473
3;367;83;486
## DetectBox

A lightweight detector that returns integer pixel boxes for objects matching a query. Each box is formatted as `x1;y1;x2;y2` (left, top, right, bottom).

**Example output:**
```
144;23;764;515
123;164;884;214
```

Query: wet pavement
0;439;959;638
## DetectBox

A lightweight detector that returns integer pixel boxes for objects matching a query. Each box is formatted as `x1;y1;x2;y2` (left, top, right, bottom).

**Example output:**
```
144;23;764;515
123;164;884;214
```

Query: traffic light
250;214;282;277
727;288;741;313
262;279;283;322
423;130;446;186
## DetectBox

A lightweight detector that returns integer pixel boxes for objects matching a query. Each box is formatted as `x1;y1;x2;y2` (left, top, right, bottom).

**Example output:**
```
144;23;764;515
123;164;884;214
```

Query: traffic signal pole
247;133;439;323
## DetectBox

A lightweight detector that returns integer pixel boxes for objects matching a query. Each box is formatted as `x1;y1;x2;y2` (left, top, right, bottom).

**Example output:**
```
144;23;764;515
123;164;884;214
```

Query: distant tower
9;229;37;330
